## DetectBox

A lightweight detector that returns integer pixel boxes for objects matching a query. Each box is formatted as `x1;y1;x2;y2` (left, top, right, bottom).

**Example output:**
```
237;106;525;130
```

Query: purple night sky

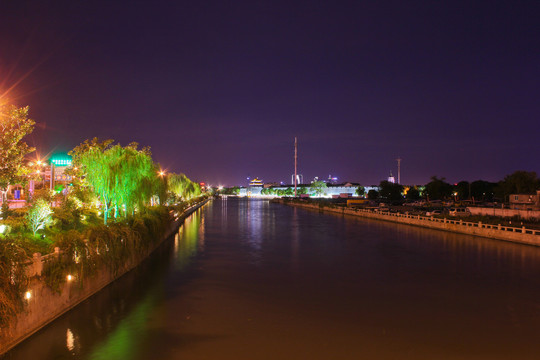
1;1;539;186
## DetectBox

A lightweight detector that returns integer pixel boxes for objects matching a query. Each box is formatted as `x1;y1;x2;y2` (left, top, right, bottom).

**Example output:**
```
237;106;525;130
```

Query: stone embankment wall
0;200;209;355
468;207;540;220
283;201;540;247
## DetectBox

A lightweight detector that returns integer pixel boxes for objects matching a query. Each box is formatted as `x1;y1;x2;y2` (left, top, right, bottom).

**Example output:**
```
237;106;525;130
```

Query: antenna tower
396;157;402;184
294;137;298;196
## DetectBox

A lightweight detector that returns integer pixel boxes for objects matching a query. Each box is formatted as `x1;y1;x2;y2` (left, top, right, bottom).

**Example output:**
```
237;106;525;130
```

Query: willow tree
72;139;161;224
0;105;35;201
167;173;201;201
184;181;202;199
107;143;157;215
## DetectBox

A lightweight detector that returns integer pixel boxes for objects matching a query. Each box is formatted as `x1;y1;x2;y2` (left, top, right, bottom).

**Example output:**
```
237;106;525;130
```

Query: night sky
1;1;539;186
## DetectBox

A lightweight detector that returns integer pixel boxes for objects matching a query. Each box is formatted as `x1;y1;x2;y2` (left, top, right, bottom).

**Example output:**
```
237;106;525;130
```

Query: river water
4;198;540;359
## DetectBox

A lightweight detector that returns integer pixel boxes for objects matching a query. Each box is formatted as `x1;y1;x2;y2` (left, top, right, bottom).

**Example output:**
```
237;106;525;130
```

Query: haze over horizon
1;1;539;186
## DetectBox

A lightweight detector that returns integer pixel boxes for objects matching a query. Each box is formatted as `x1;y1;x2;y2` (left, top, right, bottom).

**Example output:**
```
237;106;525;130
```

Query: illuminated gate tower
49;153;73;192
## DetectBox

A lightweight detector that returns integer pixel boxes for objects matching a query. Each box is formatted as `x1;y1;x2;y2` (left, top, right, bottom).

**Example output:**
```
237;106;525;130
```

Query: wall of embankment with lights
0;199;209;355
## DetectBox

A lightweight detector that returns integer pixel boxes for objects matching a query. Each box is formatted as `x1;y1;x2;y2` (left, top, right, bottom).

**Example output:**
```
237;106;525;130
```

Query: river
4;198;540;359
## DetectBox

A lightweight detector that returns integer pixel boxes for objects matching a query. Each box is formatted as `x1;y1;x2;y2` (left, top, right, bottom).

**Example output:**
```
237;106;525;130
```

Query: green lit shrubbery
41;206;171;293
0;241;28;328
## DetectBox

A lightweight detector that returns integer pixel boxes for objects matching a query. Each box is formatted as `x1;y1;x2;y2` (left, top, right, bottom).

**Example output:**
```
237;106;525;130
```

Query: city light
24;291;32;300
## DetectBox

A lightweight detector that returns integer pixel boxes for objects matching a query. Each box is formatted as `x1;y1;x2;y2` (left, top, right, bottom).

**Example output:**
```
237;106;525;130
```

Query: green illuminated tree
71;139;161;224
355;186;365;197
310;181;327;197
168;173;201;201
184;181;202;199
0;105;35;201
26;198;52;235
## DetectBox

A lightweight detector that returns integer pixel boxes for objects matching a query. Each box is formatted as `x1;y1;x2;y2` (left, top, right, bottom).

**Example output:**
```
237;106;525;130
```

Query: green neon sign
50;153;72;167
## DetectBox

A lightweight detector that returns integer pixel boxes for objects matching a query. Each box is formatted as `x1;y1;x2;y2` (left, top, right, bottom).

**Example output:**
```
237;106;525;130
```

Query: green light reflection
174;210;203;270
88;291;157;360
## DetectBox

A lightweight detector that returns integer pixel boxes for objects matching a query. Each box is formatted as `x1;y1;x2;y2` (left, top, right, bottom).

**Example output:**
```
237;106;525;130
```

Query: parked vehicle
426;210;442;216
448;208;470;217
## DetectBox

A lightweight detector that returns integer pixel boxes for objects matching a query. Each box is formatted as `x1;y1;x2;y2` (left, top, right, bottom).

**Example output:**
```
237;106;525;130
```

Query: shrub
26;198;53;235
0;240;29;327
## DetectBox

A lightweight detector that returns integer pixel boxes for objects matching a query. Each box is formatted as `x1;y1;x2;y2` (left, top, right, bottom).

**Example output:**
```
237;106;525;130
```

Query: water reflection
66;328;76;353
88;291;158;360
235;199;279;264
174;209;204;270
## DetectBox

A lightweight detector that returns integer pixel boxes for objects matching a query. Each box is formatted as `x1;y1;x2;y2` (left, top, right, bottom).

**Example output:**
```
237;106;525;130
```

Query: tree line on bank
220;171;539;204
0;104;206;327
362;172;540;203
0;104;203;235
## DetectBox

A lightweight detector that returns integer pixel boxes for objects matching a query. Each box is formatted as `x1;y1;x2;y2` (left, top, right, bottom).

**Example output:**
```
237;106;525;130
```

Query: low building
249;178;263;187
509;191;540;210
238;183;379;198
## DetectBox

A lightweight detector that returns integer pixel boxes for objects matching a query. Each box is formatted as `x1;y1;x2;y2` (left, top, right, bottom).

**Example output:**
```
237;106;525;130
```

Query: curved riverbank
0;199;210;355
279;200;540;247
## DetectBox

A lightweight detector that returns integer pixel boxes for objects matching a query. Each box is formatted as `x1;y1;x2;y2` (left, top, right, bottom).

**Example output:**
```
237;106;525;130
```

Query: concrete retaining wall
284;201;540;247
468;207;540;220
0;199;209;355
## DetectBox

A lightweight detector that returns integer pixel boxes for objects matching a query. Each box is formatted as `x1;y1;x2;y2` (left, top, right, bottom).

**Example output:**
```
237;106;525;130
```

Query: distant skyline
1;1;539;186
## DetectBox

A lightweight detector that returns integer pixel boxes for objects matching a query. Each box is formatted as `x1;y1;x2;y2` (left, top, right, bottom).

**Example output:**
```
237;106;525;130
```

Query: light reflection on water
4;199;540;359
174;210;204;270
65;328;75;352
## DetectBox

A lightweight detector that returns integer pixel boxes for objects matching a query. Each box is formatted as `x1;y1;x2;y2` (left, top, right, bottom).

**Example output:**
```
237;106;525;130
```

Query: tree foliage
26;198;53;235
405;186;420;200
424;176;453;200
455;181;470;200
470;180;496;202
0;105;35;198
310;181;327;197
70;138;161;224
496;171;540;200
367;189;379;200
167;173;201;201
220;186;240;195
379;181;404;202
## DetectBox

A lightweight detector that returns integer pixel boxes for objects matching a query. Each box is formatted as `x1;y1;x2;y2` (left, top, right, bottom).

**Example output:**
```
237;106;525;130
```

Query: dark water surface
4;198;540;359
